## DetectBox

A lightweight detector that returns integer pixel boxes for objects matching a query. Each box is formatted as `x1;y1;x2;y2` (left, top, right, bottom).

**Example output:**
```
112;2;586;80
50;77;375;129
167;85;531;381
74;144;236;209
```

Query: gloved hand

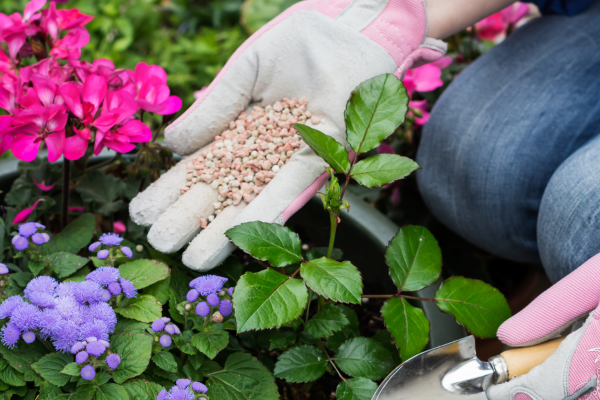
129;0;447;271
487;253;600;400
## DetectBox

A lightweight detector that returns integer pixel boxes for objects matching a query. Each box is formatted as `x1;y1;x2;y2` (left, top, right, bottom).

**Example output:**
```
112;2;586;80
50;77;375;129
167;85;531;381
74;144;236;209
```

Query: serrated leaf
113;319;149;335
305;304;349;339
38;382;62;399
145;276;170;304
0;340;47;374
93;383;129;400
269;330;297;350
122;380;165;400
152;351;178;373
42;213;96;255
110;333;153;384
226;222;303;267
300;258;362;304
233;269;308;332
60;362;81;376
336;378;378;400
173;331;197;355
203;352;278;400
351;154;419;188
326;306;360;352
188;353;205;371
274;345;327;383
114;295;162;322
119;260;170;289
191;324;229;359
335;337;395;380
386;226;442;292
295;124;351;173
0;366;24;386
168;291;184;324
44;252;89;279
345;74;409;154
381;297;429;361
30;352;72;387
69;384;96;400
435;277;512;338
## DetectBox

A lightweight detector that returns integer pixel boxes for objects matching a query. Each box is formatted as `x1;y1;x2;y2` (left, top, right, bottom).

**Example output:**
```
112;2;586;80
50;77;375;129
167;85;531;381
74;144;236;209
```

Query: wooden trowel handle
500;336;567;379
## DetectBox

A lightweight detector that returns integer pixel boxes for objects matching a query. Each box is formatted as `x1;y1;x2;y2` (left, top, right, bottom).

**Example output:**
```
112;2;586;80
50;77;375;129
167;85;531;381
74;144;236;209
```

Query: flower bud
212;311;223;323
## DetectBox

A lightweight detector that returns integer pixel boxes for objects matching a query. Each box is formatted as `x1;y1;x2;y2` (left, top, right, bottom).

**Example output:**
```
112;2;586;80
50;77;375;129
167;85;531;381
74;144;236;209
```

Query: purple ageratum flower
151;318;165;333
12;235;28;251
10;303;40;332
101;289;111;302
88;302;117;331
52;319;81;353
119;278;137;298
157;390;168;400
0;263;9;274
24;276;57;308
228;287;234;297
76;351;88;364
86;336;97;342
99;233;123;246
31;233;46;245
81;320;109;342
1;323;21;348
86;267;120;286
108;282;121;296
71;341;85;354
80;365;95;381
74;281;104;305
189;275;227;296
220;300;233;317
96;249;110;260
165;324;176;335
206;293;219;307
18;222;39;238
159;334;171;348
41;233;50;243
89;242;101;252
192;382;208;393
172;325;181;335
55;281;78;297
120;246;132;258
106;353;121;369
161;317;171;324
186;289;199;302
86;340;106;357
167;387;195;400
0;296;24;319
196;302;210;317
39;309;60;338
176;379;191;389
22;331;35;343
99;339;110;347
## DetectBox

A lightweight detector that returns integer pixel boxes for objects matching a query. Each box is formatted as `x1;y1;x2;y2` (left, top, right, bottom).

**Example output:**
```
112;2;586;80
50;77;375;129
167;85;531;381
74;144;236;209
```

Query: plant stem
400;294;437;303
61;159;71;230
362;294;394;299
327;213;338;259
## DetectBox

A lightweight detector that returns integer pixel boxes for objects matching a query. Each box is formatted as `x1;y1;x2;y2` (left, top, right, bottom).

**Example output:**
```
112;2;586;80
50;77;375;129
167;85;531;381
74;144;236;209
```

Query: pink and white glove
129;0;447;271
487;253;600;400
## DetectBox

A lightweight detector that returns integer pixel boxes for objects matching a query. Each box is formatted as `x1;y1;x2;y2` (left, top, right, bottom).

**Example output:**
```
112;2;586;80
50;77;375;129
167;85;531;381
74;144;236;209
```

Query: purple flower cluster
0;273;118;352
157;379;208;400
151;317;180;348
12;222;49;251
187;275;233;319
86;266;137;299
88;233;132;260
0;263;8;275
71;336;121;380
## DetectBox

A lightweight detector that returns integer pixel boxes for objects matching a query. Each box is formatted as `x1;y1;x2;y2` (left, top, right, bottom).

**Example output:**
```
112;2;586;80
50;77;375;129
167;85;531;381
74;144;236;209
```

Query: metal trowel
372;334;566;400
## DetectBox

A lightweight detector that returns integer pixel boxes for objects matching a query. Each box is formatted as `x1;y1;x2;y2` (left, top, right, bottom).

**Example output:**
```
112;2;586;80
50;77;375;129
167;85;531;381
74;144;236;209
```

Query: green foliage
191;324;229;359
300;258;362;304
42;214;96;255
273;345;328;383
119;260;170;289
336;378;378;400
435;277;512;338
114;295;163;322
381;297;429;361
30;353;73;387
351;154;419;188
295;124;351;173
93;383;130;400
109;334;153;384
335;338;395;381
44;253;89;279
305;304;349;339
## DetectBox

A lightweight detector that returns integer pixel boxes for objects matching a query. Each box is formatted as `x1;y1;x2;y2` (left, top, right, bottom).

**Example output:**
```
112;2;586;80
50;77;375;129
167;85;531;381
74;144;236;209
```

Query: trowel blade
372;336;492;400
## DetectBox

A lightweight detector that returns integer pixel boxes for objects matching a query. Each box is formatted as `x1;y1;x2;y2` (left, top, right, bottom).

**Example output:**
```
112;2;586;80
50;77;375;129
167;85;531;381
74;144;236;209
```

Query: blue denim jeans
416;0;600;283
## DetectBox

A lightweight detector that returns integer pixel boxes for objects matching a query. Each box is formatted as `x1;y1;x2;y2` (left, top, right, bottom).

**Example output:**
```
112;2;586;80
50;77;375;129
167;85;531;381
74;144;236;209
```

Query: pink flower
476;2;530;41
23;0;46;23
0;72;22;113
13;198;44;224
20;58;74;85
0;115;14;155
403;57;452;95
0;13;38;60
0;51;13;73
9;104;67;162
113;220;126;234
68;206;85;212
131;62;181;115
409;99;430;128
33;179;55;191
49;26;89;60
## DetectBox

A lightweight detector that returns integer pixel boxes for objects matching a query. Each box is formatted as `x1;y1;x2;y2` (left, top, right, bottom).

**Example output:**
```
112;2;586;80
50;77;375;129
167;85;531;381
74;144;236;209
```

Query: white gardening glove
129;0;447;271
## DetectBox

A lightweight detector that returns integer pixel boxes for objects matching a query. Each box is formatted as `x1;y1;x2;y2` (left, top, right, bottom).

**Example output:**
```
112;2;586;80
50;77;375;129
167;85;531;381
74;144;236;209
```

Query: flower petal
13;198;44;224
45;129;64;162
63;132;88;160
24;0;46;22
32;179;55;191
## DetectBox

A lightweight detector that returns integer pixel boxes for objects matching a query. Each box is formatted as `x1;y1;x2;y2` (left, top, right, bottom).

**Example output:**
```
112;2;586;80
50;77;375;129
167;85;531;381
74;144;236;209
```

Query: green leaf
28;260;46;276
335;338;395;380
336;378;378;400
294;124;351;173
60;363;81;377
203;352;278;400
0;366;24;386
31;352;73;387
305;304;349;339
191;324;229;359
122;380;165;400
274;345;327;383
0;340;48;375
173;331;197;355
9;272;32;287
269;330;297;350
152;351;178;373
145;276;170;304
233;269;308;332
110;333;153;384
300;258;362;304
114;295;162;322
327;306;360;352
38;382;62;399
345;73;409;154
68;384;96;400
381;297;429;361
435;277;512;338
351;154;419;188
188;353;205;371
119;259;170;289
168;291;184;324
226;222;303;267
386;226;442;292
113;319;149;335
44;252;89;279
76;171;126;217
241;0;301;33
42;213;96;255
93;383;129;400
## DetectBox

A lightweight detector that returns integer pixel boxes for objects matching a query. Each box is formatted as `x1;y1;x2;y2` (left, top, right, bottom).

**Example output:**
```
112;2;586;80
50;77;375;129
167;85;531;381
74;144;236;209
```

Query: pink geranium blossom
113;220;126;234
33;179;55;191
13;198;44;224
476;2;530;41
49;26;89;59
404;56;452;95
131;62;182;115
